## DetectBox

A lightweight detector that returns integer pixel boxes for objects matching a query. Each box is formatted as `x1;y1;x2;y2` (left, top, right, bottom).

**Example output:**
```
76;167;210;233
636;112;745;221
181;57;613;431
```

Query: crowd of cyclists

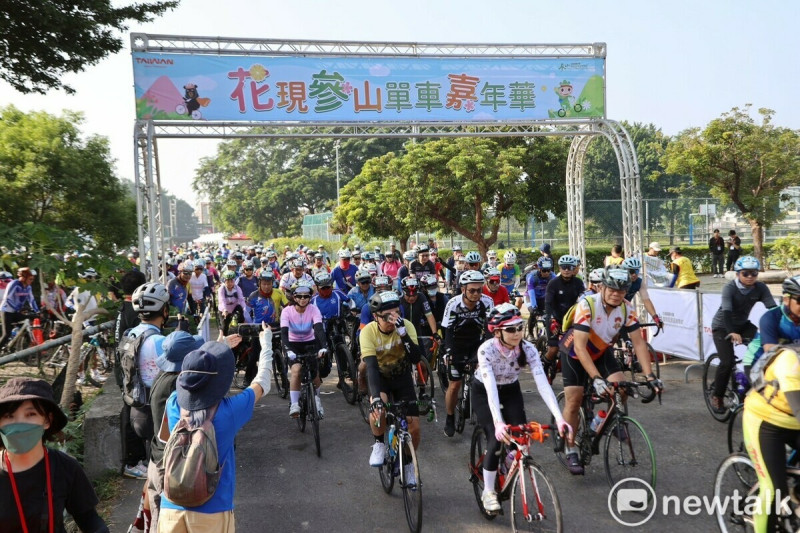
3;237;800;532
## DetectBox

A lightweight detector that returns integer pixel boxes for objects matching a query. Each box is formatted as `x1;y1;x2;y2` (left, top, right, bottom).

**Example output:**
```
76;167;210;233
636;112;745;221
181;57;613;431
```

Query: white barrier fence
647;287;768;362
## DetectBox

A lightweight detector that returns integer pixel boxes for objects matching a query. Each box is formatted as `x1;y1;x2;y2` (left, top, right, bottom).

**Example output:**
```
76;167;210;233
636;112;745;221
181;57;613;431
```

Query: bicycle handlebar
506;422;552;444
639;322;662;338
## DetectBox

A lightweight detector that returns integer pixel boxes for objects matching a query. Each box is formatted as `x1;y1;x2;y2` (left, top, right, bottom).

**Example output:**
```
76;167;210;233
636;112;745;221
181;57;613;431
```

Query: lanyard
4;446;54;533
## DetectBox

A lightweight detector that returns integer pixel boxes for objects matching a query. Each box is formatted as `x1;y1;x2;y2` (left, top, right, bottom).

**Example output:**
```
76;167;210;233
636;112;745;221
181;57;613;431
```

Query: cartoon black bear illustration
183;83;200;116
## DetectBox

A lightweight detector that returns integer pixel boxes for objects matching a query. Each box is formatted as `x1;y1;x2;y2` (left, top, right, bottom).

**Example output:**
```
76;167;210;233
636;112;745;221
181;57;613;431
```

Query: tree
663;106;800;264
193;136;404;239
333;152;414;250
394;137;567;256
0;106;137;252
0;0;178;94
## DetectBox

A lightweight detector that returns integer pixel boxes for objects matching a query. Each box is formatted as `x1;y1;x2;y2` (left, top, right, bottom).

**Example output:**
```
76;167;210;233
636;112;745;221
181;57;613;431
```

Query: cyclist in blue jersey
348;269;374;312
743;275;800;376
0;268;39;351
621;257;663;330
331;249;359;292
236;260;258;309
499;251;520;295
525;257;554;314
312;272;352;389
166;262;192;317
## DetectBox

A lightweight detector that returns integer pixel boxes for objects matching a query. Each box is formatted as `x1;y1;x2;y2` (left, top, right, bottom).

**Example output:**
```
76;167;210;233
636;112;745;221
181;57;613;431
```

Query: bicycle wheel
455;380;466;434
308;383;321;457
511;459;563;533
82;347;102;387
437;353;449;392
728;404;745;456
552;391;587;472
703;354;735;422
713;453;757;532
46;345;68;379
272;346;289;398
379;445;395;494
337;343;358;405
296;387;307;432
603;415;656;489
401;436;422;533
412;357;435;417
469;425;497;520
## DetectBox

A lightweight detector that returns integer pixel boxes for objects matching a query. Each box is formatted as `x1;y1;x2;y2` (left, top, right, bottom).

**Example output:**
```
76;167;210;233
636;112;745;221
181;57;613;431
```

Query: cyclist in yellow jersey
668;246;700;289
743;346;800;532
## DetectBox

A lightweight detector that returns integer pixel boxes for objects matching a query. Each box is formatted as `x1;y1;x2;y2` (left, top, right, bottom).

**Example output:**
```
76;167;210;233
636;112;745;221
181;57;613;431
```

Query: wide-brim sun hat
0;378;68;434
158;331;205;372
177;341;235;411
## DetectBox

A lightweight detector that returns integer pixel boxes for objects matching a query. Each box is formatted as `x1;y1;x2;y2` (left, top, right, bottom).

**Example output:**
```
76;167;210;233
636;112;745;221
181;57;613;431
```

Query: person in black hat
158;327;272;531
0;378;109;532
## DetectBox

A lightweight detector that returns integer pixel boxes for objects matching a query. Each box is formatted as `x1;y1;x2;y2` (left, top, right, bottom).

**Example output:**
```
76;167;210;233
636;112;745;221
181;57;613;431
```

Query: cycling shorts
377;371;419;417
287;340;320;379
561;347;621;388
448;346;478;381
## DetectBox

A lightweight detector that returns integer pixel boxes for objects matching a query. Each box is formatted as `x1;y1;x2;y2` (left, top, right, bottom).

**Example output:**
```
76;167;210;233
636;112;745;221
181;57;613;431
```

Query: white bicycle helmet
132;282;169;312
487;250;497;258
460;270;485;285
558;254;580;268
338;249;352;259
415;244;430;254
503;250;516;264
588;268;605;283
180;261;193;273
465;251;482;264
403;250;416;262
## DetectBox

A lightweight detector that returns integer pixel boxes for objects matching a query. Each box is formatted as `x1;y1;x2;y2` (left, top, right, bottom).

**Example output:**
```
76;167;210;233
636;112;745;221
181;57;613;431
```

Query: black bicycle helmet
783;275;800;297
368;291;400;314
602;266;632;290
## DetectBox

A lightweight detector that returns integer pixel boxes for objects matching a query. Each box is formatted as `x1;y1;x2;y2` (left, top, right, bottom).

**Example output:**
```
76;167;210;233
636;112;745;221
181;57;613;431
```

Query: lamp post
334;140;341;207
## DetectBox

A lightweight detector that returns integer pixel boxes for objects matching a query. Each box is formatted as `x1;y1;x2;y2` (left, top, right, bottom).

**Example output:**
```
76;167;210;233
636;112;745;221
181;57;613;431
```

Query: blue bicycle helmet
734;256;760;272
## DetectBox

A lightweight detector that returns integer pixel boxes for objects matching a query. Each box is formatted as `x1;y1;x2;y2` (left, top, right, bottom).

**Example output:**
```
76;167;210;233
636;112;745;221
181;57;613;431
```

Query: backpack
749;342;800;400
163;404;223;507
118;327;158;408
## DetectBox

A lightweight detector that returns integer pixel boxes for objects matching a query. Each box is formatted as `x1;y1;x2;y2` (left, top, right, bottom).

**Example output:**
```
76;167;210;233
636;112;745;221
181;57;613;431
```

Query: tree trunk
399;237;408;252
749;219;765;270
60;301;86;410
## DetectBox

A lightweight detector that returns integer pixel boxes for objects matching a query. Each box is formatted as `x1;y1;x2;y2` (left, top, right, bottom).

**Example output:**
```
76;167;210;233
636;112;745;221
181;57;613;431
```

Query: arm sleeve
478;355;504;425
528;346;564;424
668;266;678;288
313;321;326;351
280;326;290;348
365;355;382;400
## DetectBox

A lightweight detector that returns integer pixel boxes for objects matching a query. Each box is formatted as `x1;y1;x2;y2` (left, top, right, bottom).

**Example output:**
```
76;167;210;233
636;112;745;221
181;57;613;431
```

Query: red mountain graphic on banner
141;76;184;114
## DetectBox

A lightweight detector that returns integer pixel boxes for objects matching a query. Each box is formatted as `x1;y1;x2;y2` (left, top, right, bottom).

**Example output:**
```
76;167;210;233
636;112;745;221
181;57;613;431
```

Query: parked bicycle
78;330;111;387
713;452;800;532
551;380;659;488
469;421;563;532
376;399;423;533
702;336;753;423
2;312;45;366
294;350;323;457
612;322;661;382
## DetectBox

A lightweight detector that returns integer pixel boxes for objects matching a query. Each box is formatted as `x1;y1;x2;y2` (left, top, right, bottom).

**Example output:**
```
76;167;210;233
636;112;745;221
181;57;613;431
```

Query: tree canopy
193;136;404;239
0;105;137;251
663;105;800;263
335;137;569;255
0;0;178;94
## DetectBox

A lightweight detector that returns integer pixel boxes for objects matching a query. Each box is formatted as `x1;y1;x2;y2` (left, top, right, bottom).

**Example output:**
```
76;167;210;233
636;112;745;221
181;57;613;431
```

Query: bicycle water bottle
734;371;749;396
10;327;18;339
589;410;607;434
230;314;238;328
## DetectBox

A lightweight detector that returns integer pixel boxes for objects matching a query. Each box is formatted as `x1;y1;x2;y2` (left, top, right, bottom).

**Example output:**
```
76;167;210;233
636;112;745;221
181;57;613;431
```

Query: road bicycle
377;400;422;533
525;309;549;357
713;452;800;532
454;357;478;434
293;351;323;458
469;421;563;532
78;329;111;387
612;322;661;382
325;315;359;405
551;380;659;488
2;313;45;366
702;336;753;423
414;336;437;418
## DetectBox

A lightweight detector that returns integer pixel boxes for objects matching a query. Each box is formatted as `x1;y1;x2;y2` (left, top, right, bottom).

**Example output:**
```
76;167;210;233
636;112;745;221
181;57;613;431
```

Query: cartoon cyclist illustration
554;80;583;117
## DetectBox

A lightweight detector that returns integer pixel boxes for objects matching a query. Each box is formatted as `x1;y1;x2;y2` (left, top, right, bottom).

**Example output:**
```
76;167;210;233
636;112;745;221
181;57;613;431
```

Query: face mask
0;423;45;454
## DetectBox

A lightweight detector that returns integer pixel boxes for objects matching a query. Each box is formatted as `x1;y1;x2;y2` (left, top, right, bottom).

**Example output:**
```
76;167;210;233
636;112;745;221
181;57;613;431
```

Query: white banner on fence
649;288;700;360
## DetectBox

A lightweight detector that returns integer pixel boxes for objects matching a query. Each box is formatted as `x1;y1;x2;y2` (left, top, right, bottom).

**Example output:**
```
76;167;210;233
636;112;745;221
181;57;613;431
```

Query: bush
770;236;800;275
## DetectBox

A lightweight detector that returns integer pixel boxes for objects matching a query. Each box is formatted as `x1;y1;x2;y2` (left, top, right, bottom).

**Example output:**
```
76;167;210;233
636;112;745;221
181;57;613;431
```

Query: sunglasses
469;262;481;267
376;313;394;321
465;288;482;295
359;280;371;284
294;294;311;300
560;265;573;270
540;269;551;274
244;269;253;272
740;270;758;278
488;279;500;284
501;324;525;333
420;254;429;258
319;286;332;291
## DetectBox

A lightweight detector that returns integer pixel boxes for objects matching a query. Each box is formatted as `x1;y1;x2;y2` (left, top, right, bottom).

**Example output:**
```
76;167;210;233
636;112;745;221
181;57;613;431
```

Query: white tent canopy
193;232;226;246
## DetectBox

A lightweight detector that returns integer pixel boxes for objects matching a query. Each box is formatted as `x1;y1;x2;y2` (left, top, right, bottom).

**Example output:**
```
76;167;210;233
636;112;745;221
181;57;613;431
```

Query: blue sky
1;0;796;205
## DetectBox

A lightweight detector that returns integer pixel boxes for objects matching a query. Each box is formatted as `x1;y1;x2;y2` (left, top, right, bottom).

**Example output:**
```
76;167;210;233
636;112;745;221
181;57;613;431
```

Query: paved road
110;355;735;532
